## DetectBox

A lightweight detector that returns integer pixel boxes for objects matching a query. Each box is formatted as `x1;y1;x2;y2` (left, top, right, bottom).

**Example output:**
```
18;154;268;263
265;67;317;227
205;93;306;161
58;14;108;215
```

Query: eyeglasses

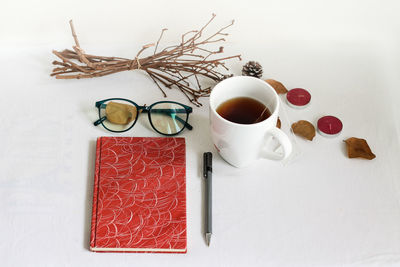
93;98;193;136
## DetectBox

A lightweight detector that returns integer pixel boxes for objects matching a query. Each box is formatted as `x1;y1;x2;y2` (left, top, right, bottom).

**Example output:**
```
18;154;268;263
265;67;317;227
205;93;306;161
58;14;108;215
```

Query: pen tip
206;233;211;246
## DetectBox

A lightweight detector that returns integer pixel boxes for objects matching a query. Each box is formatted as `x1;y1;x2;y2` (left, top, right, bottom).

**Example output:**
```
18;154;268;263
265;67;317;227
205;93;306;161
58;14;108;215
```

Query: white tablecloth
1;1;400;266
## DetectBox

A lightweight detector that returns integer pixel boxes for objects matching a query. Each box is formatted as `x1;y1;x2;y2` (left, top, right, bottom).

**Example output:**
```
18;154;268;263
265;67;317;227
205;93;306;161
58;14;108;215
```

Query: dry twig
51;14;241;106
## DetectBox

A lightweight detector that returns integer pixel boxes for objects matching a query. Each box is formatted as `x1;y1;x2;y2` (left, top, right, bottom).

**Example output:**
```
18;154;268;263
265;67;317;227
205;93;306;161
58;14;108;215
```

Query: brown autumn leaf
344;137;376;160
276;117;281;129
291;120;316;141
266;79;288;94
106;101;137;125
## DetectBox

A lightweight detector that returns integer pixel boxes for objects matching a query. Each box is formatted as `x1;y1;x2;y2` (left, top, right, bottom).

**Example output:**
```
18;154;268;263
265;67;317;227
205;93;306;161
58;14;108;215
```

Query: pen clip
203;152;212;178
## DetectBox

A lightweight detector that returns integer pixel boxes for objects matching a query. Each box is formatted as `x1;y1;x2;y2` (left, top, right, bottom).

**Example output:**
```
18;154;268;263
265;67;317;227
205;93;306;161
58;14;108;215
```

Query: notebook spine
89;137;102;251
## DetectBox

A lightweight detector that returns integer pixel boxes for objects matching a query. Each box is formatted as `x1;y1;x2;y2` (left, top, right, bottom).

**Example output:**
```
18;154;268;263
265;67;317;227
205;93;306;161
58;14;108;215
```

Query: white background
1;0;400;266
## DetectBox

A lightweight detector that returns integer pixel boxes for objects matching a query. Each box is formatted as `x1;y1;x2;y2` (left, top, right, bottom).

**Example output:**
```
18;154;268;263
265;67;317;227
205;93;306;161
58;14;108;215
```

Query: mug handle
260;127;292;161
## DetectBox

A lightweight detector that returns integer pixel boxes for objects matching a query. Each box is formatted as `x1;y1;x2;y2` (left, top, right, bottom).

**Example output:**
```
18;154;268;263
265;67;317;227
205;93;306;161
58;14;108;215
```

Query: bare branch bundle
51;15;241;106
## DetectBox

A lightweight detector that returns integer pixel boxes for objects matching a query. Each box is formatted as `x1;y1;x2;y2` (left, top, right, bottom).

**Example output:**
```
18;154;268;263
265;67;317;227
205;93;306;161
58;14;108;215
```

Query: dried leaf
276;117;281;129
266;79;288;94
344;137;376;160
105;101;137;125
291;120;316;141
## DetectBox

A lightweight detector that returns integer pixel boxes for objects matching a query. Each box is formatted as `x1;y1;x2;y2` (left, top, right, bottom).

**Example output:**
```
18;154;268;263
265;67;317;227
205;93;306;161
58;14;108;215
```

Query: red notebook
90;137;187;253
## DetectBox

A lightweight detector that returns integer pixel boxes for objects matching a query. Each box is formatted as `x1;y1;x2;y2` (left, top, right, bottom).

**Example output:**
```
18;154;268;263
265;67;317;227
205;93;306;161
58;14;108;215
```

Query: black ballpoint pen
203;152;212;246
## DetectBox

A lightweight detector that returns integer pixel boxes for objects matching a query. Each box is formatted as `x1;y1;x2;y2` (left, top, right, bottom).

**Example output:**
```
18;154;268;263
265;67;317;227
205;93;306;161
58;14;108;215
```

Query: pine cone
242;61;263;78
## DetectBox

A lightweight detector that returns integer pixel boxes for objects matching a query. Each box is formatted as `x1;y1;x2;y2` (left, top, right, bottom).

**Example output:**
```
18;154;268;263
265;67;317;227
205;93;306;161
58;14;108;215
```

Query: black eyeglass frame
94;98;193;136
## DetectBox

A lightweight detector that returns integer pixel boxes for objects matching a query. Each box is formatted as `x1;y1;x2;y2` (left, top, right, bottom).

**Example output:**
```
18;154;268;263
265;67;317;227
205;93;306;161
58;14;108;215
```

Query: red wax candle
286;88;311;108
317;115;343;137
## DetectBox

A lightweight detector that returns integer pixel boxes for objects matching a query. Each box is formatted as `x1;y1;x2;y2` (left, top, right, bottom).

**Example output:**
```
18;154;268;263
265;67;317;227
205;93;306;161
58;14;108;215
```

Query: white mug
209;76;292;168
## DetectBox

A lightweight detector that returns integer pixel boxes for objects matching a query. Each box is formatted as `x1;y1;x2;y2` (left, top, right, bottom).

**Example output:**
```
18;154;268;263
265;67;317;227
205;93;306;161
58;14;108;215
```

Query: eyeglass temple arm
95;102;106;108
178;117;193;130
149;108;193;130
93;116;107;126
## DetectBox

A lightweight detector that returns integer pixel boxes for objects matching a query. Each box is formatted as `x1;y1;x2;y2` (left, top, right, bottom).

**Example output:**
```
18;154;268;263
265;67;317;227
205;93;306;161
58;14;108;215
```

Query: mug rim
210;76;280;127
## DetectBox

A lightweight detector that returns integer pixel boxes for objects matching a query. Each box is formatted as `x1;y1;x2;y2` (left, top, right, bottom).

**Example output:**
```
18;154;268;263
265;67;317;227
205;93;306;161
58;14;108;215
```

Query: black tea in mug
216;97;271;124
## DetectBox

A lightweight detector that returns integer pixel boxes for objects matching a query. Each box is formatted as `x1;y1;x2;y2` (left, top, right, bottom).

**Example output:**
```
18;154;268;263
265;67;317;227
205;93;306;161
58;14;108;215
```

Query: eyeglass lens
99;100;138;132
149;102;188;135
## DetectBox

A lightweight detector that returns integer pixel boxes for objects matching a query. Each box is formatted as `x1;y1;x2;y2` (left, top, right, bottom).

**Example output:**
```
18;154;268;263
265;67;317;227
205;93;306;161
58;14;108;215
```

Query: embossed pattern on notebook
90;137;186;252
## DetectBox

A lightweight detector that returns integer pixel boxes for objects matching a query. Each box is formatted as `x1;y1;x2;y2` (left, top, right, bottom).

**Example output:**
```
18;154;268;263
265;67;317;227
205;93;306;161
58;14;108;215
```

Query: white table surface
1;1;400;266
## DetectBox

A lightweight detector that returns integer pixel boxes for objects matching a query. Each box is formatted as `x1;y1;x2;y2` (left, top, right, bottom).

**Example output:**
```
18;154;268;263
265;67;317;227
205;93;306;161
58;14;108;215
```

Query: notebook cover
90;137;187;253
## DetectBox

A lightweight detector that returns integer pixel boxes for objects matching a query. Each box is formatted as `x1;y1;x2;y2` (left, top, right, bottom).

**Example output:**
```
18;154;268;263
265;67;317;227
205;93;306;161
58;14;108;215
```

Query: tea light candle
286;88;311;109
317;115;343;137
